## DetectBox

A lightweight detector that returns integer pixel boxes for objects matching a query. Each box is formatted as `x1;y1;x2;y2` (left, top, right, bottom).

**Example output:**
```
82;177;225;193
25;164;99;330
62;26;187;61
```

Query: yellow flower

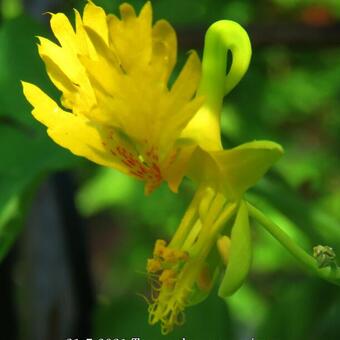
22;1;203;194
22;1;288;335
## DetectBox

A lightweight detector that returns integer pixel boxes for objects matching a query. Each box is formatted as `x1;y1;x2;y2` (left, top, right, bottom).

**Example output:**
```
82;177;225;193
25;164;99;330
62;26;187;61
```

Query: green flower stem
247;202;340;286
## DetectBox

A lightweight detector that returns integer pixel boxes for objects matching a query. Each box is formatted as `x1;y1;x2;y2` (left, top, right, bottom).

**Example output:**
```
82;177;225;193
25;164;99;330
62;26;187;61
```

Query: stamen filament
182;220;202;252
169;185;205;248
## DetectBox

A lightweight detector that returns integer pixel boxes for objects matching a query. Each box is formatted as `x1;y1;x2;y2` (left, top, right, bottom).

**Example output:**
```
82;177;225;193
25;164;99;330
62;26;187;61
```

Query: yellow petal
49;13;77;53
22;81;128;173
37;36;96;114
119;2;137;20
158;95;205;157
107;2;152;71
188;141;284;199
83;1;108;44
38;55;76;107
180;105;222;151
139;1;153;25
163;145;196;192
37;36;80;84
83;26;121;70
152;19;177;81
74;8;96;57
170;51;201;105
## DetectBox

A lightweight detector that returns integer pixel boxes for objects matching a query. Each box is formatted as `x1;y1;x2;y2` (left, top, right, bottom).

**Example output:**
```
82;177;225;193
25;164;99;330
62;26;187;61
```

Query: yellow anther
159;269;176;288
153;239;167;257
162;248;177;263
175;250;189;261
163;248;189;263
217;235;231;266
147;258;162;273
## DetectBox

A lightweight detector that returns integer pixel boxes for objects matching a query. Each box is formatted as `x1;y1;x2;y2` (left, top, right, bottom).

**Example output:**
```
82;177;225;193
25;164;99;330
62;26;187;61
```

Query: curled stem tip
199;20;252;110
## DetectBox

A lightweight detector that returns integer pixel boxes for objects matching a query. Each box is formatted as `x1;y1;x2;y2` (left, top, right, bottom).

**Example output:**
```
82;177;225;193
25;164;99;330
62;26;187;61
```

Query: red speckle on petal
102;132;163;193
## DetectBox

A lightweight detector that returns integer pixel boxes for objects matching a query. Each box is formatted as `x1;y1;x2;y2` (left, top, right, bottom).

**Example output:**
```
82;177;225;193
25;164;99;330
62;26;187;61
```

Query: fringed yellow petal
77;59;123;126
37;36;96;114
107;2;152;71
23;81;60;126
48;122;129;173
152;19;177;81
74;8;96;57
139;1;152;25
83;1;108;44
158;95;204;156
171;51;201;104
24;2;203;193
49;13;77;53
38;56;77;109
119;2;137;20
83;25;121;70
163;145;196;192
37;37;81;84
22;82;128;172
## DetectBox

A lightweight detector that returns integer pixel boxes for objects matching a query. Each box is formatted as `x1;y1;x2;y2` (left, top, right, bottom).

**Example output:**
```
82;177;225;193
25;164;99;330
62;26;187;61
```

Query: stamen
147;258;162;273
159;269;176;288
162;248;189;263
198;187;215;222
153;239;167;257
146;187;237;334
182;220;202;251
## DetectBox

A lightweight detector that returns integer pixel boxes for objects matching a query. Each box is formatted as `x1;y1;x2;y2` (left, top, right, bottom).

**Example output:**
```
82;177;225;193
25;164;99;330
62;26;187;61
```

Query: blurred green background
0;0;340;339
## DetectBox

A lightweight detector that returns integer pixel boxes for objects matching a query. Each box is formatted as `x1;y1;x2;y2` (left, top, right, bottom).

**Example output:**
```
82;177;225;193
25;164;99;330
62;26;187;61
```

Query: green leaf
0;124;77;260
0;194;22;261
218;200;252;297
0;194;20;259
0;15;79;261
